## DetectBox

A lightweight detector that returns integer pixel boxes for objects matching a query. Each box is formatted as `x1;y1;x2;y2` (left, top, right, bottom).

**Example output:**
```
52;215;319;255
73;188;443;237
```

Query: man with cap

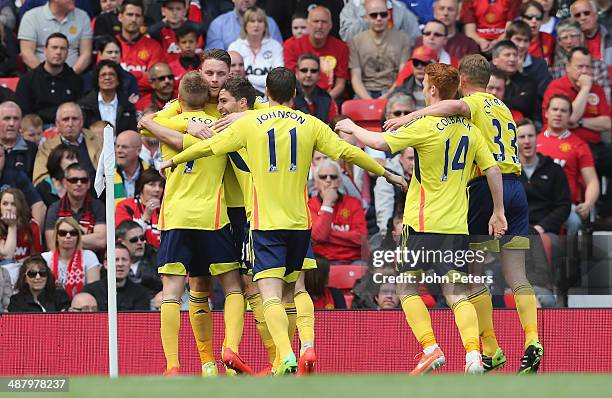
393;46;439;109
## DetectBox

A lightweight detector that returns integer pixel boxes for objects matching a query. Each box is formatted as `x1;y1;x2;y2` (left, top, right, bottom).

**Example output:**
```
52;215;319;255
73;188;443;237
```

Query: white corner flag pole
95;124;118;378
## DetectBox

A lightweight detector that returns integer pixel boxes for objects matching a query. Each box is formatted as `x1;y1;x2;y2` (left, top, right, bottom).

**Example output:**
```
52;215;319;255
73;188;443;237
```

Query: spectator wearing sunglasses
348;0;411;99
8;255;70;313
44;164;107;252
570;0;612;66
294;54;338;124
520;1;556;66
394;46;438;110
116;220;161;296
41;217;101;298
339;0;421;46
79;60;138;134
308;159;368;264
135;63;177;112
412;0;479;61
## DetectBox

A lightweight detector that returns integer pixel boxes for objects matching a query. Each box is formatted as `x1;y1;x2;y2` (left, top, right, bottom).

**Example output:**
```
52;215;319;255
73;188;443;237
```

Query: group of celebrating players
137;47;543;377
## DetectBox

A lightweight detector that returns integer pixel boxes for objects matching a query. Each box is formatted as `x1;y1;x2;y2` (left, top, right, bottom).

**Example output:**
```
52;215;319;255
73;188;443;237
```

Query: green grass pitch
14;374;612;398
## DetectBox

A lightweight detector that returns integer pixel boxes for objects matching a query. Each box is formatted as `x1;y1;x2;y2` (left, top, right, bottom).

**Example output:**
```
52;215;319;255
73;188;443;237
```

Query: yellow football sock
284;302;297;345
224;292;245;353
294;291;314;349
452;299;481;353
160;299;180;370
468;288;499;356
262;297;293;359
247;293;276;365
189;291;214;364
513;284;540;347
400;295;437;349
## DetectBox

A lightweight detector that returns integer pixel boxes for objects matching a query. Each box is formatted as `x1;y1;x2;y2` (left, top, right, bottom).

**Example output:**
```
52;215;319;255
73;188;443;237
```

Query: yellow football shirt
157;111;229;231
171;105;386;230
461;92;521;177
384;115;496;234
154;99;250;208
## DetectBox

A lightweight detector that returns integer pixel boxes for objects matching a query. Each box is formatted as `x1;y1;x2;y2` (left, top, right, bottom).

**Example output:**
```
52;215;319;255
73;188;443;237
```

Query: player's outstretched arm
484;165;507;238
138;114;185;150
211;111;247;132
335;118;390;151
383;100;471;131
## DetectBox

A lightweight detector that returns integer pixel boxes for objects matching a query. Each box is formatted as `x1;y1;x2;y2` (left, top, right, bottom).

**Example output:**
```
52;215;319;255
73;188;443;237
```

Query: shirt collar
544;129;571;139
43;3;71;23
523;53;533;68
98;92;118;106
61;133;84;146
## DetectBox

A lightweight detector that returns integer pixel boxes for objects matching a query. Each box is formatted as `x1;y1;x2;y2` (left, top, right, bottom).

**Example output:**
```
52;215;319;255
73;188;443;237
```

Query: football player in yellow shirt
385;54;542;374
336;63;507;375
161;67;407;375
139;72;252;377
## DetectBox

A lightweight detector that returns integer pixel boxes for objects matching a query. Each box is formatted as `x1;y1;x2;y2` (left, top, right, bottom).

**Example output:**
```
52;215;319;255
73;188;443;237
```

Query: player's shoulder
253;96;269;110
161;99;180;112
398;115;428;130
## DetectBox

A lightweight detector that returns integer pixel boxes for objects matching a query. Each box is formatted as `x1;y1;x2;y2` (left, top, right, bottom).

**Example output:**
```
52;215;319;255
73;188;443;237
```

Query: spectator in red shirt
485;67;524;123
461;0;520;52
537;94;600;235
167;25;201;84
148;0;204;63
570;0;612;66
308;159;367;264
293;54;338;125
0;188;42;264
117;0;165;94
135;63;176;112
520;1;556;66
284;6;349;100
542;47;611;145
115;168;164;248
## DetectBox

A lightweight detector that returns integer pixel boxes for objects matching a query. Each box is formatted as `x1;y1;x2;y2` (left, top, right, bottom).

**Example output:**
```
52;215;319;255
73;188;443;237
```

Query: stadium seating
328;264;368;308
341;99;386;132
0;77;18;91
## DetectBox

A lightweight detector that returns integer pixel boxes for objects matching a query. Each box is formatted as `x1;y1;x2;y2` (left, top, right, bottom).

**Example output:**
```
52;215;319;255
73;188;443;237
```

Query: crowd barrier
1;309;610;375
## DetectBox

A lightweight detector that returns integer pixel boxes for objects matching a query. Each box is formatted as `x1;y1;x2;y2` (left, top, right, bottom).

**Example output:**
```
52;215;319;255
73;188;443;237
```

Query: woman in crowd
83;36;139;99
115;169;164;248
35;144;79;207
41;218;100;299
79;60;138;133
8;255;70;313
1;188;42;285
228;7;283;95
305;256;347;310
536;0;559;36
521;1;556;65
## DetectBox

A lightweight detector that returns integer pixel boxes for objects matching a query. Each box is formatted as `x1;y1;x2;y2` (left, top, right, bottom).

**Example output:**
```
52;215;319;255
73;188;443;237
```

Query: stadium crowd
0;0;611;314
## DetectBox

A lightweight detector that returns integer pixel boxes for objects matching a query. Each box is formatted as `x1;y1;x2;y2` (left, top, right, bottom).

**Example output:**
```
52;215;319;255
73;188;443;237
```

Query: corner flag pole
95;124;119;378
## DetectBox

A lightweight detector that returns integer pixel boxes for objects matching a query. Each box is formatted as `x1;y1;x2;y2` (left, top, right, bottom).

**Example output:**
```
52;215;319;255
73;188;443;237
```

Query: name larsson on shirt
256;110;307;125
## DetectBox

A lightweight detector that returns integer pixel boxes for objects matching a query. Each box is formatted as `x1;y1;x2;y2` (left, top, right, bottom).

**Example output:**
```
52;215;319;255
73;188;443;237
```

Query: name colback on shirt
435;115;472;131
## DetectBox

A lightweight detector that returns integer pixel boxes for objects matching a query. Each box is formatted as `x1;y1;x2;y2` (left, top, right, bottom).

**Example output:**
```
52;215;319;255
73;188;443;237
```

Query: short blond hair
240;7;269;39
458;54;491;88
178;71;209;109
21;113;43;131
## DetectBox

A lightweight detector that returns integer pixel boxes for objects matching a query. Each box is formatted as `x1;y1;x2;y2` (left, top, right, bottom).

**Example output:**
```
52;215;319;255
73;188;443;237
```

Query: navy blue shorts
250;229;311;282
398;226;470;276
468;174;530;250
158;225;240;277
228;206;247;261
